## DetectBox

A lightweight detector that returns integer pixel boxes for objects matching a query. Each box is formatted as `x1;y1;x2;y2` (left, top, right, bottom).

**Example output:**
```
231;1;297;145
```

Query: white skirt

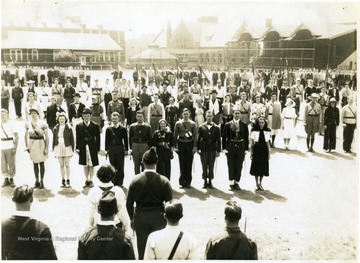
53;142;73;157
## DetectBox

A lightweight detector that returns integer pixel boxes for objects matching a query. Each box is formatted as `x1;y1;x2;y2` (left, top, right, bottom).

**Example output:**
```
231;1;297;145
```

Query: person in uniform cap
174;108;198;188
51;77;63;106
25;91;42;120
197;110;221;189
46;96;65;131
2;184;57;260
341;96;356;153
323;97;339;152
139;85;152;123
165;96;179;133
107;90;125;124
76;74;89;104
304;93;322;152
11;79;24;118
205;201;257;259
205;89;222;125
238;92;251;125
1;109;18;188
222;104;249;191
178;90;194;119
222;94;234;130
144;199;198;260
69;92;85;138
78;191;135;260
126;147;173;259
76;107;101;188
148;93;165;134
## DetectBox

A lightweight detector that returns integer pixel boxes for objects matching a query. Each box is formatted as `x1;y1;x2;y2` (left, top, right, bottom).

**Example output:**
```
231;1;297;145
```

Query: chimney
265;18;272;28
166;21;172;47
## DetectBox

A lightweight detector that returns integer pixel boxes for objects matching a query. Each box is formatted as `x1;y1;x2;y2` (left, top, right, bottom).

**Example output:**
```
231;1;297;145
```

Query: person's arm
123;127;129;152
39;228;57;259
143;233;156;260
77;238;88;260
126;185;135;221
43;124;49;155
192;122;198;150
12;131;18;155
161;104;165;119
205;239;215;260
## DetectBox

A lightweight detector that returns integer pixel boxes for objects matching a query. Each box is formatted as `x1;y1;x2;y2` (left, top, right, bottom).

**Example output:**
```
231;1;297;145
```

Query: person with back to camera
2;184;57;260
87;164;130;231
205;200;258;260
249;116;271;191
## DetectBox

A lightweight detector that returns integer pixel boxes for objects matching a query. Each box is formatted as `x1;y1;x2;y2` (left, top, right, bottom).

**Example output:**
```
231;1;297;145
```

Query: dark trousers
226;141;246;183
65;99;73;118
104;93;112;115
156;147;171;180
132;143;149;174
200;151;216;179
108;146;125;186
121;98;130;113
134;208;166;260
14;98;22;117
323;124;337;150
343;123;356;151
178;140;194;186
1;98;9;111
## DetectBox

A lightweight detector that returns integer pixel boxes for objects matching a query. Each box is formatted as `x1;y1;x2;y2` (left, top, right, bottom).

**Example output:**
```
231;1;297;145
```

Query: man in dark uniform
197;110;221;189
323;98;339;153
103;78;112;116
165;96;179;133
2;185;57;260
174;108;198;188
46;96;65;131
129;110;152;174
126;148;173;260
78;191;135;260
205;201;258;259
222;105;249;190
107;91;125;124
11;79;24;118
76;108;101;188
63;78;75;116
178;90;194;119
105;112;128;187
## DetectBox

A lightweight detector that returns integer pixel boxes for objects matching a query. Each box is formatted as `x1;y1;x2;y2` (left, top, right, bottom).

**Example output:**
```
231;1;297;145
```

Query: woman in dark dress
250;116;271;191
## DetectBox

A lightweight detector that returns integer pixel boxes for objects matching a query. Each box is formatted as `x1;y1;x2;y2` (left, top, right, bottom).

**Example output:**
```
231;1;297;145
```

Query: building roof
1;31;122;51
151;28;167;48
131;48;177;60
230;22;267;41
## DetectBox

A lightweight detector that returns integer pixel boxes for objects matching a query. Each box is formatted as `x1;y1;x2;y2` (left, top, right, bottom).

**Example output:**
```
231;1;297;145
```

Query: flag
176;60;184;79
325;63;329;87
199;64;210;87
251;62;260;80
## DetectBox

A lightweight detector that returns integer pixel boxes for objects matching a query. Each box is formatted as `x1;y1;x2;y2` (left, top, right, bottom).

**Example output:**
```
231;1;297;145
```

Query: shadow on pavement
255;189;287;202
331;152;356;160
81;187;90;196
272;148;307;158
172;189;185;199
234;189;264;203
181;187;209;200
311;151;337;160
57;188;81;198
33;188;56;202
1;186;14;198
205;187;234;200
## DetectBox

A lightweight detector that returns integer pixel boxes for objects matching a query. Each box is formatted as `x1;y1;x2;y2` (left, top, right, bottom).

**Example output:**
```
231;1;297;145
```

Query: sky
1;0;360;39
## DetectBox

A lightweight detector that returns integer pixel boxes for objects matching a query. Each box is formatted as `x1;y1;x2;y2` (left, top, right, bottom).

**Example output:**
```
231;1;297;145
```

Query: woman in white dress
281;98;297;150
52;112;74;188
194;99;205;127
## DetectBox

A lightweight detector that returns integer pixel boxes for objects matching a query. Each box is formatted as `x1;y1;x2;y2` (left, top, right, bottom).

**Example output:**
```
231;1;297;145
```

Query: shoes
229;185;235;191
345;150;352;153
34;181;40;188
208;181;214;189
61;179;66;188
66;180;71;188
233;184;241;191
39;181;44;189
202;182;208;189
186;184;191;189
2;178;10;187
89;181;94;188
9;178;15;188
310;148;315;153
259;185;264;191
83;181;89;188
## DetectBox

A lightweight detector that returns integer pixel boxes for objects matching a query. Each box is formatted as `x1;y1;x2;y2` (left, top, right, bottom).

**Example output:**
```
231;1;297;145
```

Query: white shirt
1;120;17;149
144;225;198;260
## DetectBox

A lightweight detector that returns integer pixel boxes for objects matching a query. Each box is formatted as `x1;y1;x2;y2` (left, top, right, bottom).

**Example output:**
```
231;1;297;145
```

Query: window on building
240;59;245;63
232;58;236;63
219;59;223;63
31;50;38;60
10;49;23;61
213;59;216;62
219;53;222;58
207;58;209;62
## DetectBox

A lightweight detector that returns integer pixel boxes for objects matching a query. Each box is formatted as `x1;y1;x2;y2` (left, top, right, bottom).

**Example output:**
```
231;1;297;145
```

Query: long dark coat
76;121;100;166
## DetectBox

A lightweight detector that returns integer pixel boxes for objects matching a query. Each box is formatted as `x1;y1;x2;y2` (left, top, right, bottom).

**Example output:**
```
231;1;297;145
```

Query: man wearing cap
144;200;198;260
238;79;251;102
206;90;222;125
1;79;10;111
11;79;24;118
265;93;282;148
2;184;57;260
160;81;172;108
205;201;257;259
37;80;51;118
129;110;152;174
165;96;179;133
291;77;304;103
323;98;339;153
104;78;113;115
222;94;234;130
327;82;340;103
107;91;125;124
190;77;202;105
76;108;101;188
69;92;85;138
197;110;221;189
139;85;152;123
78;191;135;260
105;112;129;187
1;109;18;188
304;93;322;152
148;93;165;134
222;104;249;191
63;78;76;115
118;78;133;112
174;108;198;188
24;92;42;121
178;90;194;120
51;78;63;106
76;74;89;104
238;92;251;125
126;147;173;260
46;96;65;131
341;96;356;153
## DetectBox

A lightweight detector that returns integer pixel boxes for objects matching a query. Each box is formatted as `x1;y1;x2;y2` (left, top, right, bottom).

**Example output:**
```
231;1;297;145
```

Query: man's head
183;90;190;100
82;108;92;122
142;147;158;169
12;185;34;211
111;112;120;125
240;92;247;101
112;91;118;101
136;110;144;124
97;164;116;183
329;98;336;108
182;108;190;121
233;105;241;120
224;201;242;225
205;110;213;123
74;93;80;103
310;93;319;103
164;199;183;225
168;96;175;105
271;93;277;102
210;90;217;99
1;109;9;122
28;92;35;102
97;191;118;220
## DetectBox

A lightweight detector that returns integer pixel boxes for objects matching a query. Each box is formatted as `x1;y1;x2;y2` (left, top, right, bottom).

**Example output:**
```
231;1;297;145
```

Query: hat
311;93;319;99
141;85;147;89
286;98;295;107
26;80;35;84
142;147;158;165
97;191;118;216
179;79;187;83
79;74;84;78
225;93;231;98
192;77;198;81
296;77;301;81
162;80;169;86
255;94;261;98
233;104;241;112
74;92;80;97
54;78;59;81
29;108;39;115
183;90;189;95
210;89;218;95
329;98;337;103
27;92;35;97
82;108;92;115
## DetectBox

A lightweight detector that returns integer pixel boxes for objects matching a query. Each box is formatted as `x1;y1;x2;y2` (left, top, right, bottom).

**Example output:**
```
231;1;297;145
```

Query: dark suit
178;99;194;120
197;122;221;180
2;215;57;260
69;102;85;123
165;104;179;133
46;104;65;131
222;119;249;184
151;130;174;180
327;88;340;102
76;121;100;166
105;124;128;186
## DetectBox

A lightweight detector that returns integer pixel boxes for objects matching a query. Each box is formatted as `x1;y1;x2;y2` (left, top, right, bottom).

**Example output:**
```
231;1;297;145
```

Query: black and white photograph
1;0;358;260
